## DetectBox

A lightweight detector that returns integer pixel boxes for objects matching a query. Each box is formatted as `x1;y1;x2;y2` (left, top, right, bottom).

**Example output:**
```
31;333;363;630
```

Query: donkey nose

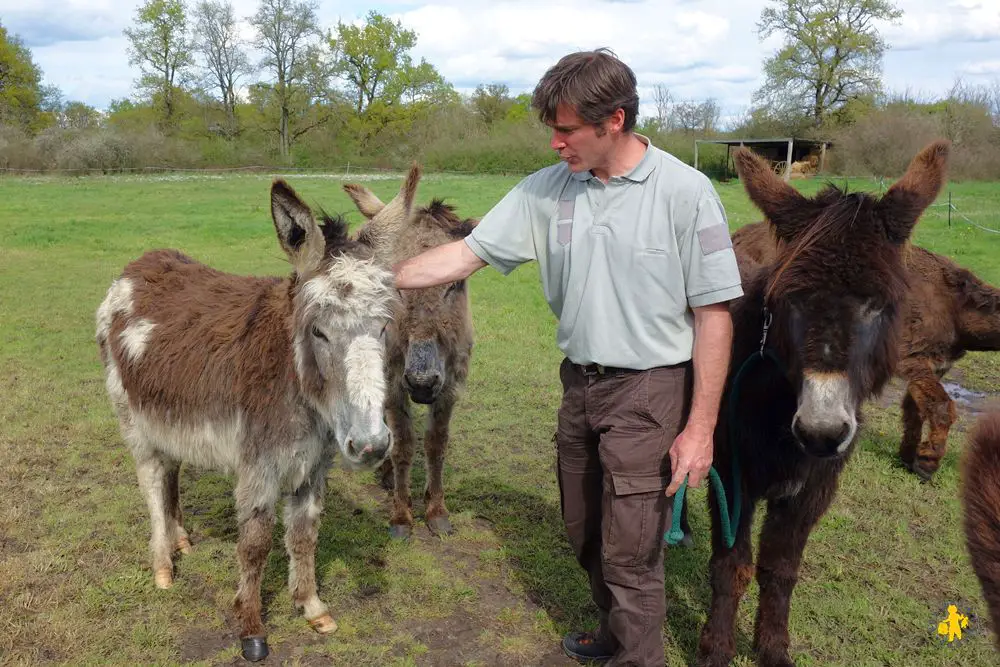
792;418;852;457
403;370;443;403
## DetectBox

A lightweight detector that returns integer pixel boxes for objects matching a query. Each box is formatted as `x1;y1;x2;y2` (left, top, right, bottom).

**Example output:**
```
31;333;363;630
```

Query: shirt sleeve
464;175;540;275
678;179;744;308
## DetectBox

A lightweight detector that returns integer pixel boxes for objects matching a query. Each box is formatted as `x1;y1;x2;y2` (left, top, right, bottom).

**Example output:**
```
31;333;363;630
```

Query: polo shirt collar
569;133;657;183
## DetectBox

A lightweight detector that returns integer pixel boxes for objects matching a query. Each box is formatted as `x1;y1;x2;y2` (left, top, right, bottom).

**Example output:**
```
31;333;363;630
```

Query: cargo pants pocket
602;473;669;568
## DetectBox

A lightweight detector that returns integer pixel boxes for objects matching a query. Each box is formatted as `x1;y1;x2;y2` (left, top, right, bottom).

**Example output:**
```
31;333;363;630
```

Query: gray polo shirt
465;136;743;369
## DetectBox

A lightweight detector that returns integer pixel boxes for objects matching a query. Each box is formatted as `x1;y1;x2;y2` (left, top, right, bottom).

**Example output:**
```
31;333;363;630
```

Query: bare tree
949;77;1000;126
652;84;672;131
193;0;251;136
671;98;720;134
249;0;320;158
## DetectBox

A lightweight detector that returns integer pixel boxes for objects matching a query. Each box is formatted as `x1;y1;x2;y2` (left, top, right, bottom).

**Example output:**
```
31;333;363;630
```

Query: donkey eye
379;321;389;339
311;326;328;342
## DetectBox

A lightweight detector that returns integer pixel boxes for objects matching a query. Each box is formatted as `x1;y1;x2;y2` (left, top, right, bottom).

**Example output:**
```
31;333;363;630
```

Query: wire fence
0;163;532;178
2;163;997;234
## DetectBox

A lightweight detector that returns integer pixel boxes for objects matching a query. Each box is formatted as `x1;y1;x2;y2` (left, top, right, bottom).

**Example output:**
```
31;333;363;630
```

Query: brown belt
574;361;691;376
576;363;642;376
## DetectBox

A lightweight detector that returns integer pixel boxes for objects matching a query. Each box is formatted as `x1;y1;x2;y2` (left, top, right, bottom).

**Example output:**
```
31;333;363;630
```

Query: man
393;49;741;666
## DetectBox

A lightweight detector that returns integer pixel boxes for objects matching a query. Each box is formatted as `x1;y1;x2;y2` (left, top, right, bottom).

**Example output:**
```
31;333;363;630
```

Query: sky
1;0;998;122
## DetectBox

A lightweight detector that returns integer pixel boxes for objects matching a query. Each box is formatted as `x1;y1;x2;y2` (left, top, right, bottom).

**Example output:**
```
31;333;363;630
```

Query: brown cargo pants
556;358;692;667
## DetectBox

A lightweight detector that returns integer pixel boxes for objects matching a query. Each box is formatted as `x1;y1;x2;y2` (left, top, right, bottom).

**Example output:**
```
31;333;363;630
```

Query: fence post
948;191;952;228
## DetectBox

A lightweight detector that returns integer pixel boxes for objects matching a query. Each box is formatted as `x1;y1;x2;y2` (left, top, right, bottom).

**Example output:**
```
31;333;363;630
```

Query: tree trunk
280;105;290;158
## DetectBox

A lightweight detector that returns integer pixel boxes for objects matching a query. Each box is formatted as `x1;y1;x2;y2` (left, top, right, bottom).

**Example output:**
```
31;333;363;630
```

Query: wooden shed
694;138;831;182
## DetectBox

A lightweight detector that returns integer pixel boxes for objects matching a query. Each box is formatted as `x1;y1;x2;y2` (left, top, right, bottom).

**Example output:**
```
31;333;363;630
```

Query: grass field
1;169;999;666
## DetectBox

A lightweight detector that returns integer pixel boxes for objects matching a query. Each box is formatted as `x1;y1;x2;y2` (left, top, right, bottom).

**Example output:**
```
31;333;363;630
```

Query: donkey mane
317;211;365;257
951;266;1000;313
766;186;908;306
419;199;477;239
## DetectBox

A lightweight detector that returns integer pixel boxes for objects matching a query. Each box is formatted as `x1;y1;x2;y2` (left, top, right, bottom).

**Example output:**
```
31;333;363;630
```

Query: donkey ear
343;183;385;219
734;147;816;241
270;179;325;274
877;139;950;244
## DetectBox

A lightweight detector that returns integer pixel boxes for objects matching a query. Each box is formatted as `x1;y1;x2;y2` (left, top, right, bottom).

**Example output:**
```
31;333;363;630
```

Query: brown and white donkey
96;177;416;661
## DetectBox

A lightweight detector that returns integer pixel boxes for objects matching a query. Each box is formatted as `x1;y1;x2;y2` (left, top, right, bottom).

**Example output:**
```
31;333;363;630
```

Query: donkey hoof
175;536;193;555
241;636;269;662
912;460;939;482
308;613;338;634
758;650;795;667
154;567;173;589
426;516;454;537
389;524;412;540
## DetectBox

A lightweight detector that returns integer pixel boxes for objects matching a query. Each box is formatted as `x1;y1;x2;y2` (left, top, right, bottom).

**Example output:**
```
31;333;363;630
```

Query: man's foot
561;629;616;664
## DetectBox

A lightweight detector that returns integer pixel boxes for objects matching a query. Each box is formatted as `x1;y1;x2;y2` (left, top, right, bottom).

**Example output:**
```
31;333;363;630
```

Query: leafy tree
61;101;103;130
471;83;513;127
249;0;321;158
754;0;902;127
0;24;46;130
123;0;194;129
192;0;251;136
330;11;446;114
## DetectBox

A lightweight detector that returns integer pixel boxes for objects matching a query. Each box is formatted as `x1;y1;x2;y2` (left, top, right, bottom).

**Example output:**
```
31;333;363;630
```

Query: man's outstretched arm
393;239;487;289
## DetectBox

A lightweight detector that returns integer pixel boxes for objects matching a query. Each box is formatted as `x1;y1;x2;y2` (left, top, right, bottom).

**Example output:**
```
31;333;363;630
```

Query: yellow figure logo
937;605;970;643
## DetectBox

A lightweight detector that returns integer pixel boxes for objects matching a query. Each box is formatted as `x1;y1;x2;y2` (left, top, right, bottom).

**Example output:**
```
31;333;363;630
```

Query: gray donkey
96;176;418;661
345;166;477;539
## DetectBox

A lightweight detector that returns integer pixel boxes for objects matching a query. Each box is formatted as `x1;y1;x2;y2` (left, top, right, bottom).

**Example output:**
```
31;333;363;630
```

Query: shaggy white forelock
300;255;395;323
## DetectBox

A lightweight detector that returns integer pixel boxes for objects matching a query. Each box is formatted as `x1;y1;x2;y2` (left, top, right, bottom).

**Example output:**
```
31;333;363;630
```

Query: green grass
1;170;999;665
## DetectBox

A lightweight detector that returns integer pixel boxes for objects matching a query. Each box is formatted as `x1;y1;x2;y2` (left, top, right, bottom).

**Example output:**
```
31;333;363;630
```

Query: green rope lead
663;345;783;551
665;467;736;548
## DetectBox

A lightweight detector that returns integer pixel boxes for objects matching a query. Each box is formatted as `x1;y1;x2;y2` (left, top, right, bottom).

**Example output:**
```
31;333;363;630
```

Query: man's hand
665;425;714;496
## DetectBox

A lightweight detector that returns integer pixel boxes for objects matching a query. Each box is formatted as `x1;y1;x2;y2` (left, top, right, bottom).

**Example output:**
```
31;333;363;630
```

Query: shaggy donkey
698;140;950;667
344;165;477;538
962;409;1000;650
96;178;413;661
735;219;1000;482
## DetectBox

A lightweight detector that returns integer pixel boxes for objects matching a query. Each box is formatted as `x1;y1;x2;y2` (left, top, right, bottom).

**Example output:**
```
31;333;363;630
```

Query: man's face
547;103;614;173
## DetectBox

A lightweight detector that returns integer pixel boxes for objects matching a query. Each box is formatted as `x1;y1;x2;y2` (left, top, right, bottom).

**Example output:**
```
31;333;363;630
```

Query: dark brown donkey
734;218;1000;481
344;166;476;538
697;140;950;667
962;409;1000;650
96;179;409;661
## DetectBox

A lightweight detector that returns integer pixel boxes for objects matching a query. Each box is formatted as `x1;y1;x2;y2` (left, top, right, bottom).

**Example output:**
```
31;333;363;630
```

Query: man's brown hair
531;48;639;133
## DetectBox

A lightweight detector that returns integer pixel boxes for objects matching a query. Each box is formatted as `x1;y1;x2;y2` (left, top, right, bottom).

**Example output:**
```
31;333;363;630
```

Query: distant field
1;170;999;666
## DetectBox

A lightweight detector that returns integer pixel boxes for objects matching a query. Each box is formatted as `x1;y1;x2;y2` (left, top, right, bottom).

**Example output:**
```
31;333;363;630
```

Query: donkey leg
898;387;923;472
284;464;337;634
910;376;957;480
232;476;278;662
698;487;756;667
753;490;834;667
163;460;191;555
424;395;455;537
386;391;416;539
135;455;175;589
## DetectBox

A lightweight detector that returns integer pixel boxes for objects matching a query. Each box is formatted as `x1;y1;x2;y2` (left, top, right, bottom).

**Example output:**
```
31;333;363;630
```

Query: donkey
962;409;1000;650
733;220;1000;481
95;177;414;661
344;166;476;538
697;140;950;667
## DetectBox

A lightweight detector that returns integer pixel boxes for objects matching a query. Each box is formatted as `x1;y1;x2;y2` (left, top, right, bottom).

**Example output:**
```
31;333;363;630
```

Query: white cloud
0;0;996;117
886;0;1000;50
962;60;1000;77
